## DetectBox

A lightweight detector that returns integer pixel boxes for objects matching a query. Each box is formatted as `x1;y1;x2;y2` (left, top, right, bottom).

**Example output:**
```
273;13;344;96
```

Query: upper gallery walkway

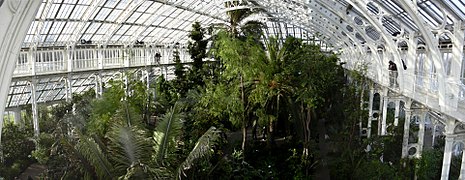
6;45;193;110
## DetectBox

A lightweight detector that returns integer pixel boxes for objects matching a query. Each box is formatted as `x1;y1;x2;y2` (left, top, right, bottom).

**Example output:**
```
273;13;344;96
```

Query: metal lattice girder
255;0;359;51
253;2;339;45
23;0;229;48
309;1;385;79
100;0;147;45
32;0;54;46
69;0;106;44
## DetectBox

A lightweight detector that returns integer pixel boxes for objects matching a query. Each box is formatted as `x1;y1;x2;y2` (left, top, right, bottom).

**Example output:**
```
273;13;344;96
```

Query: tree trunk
302;106;313;159
267;117;274;148
240;74;246;151
301;103;309;157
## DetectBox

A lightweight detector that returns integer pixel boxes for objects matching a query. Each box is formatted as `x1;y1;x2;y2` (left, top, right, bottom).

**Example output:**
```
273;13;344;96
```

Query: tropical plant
248;36;295;146
213;31;267;151
0;122;35;179
187;22;208;87
222;0;263;38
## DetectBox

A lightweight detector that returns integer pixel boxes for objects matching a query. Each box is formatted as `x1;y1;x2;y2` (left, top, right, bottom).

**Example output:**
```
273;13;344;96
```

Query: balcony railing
13;47;191;77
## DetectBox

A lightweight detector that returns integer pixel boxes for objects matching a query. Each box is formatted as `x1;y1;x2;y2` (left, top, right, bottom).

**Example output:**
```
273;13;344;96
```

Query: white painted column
66;46;73;102
401;108;412;158
97;73;103;97
394;99;400;126
146;68;150;90
31;79;39;137
432;124;437;147
0;0;42;146
459;145;465;180
67;73;73;101
381;96;389;135
441;118;456;180
12;108;22;127
359;85;365;136
97;47;104;70
417;111;426;158
367;88;374;138
441;136;454;180
124;48;130;68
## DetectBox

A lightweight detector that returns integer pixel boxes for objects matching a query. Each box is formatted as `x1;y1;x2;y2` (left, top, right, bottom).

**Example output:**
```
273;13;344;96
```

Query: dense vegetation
0;3;457;179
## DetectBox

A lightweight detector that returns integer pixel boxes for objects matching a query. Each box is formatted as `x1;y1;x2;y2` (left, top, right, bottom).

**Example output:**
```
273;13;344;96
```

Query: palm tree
249;36;294;146
211;0;265;151
208;0;264;39
74;101;224;179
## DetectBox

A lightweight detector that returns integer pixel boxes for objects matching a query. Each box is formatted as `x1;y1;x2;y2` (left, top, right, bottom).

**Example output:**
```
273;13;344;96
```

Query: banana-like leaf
178;126;224;179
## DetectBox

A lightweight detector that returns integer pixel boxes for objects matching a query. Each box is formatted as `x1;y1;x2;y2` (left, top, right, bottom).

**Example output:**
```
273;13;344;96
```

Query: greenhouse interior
1;0;465;179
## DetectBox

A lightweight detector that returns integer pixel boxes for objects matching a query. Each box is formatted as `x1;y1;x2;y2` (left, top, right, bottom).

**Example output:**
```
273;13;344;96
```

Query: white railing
13;47;191;77
73;49;97;71
103;49;123;67
15;52;30;75
413;73;438;93
131;48;146;66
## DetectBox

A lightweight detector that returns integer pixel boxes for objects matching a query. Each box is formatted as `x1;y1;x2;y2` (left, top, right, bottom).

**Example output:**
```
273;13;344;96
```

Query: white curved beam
309;1;384;80
395;1;447;111
342;1;406;93
253;0;356;50
0;0;42;144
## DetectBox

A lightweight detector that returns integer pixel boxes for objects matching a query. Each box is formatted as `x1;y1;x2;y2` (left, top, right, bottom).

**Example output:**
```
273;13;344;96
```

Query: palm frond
119;163;172;180
241;20;264;38
178;126;225;179
75;133;113;179
106;124;152;175
153;102;184;165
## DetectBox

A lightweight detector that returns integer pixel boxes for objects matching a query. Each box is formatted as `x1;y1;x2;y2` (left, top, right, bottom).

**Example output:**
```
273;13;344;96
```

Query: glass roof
23;0;228;48
22;0;465;49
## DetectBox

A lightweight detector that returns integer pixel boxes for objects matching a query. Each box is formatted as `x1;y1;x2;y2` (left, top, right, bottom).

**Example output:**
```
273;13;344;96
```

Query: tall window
442;51;452;76
461;53;465;84
415;52;426;86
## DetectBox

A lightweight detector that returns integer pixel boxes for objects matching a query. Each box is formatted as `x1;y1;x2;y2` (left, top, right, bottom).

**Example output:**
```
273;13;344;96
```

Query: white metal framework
2;0;465;179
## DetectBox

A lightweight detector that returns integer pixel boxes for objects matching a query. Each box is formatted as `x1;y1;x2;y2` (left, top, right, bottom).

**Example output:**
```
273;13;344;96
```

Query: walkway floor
17;163;46;180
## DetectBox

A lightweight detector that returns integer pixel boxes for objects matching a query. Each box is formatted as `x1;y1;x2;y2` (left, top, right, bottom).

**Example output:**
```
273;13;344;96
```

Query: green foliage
173;50;189;96
197;82;241;129
0;122;35;179
353;160;397;179
106;124;157;179
178;126;226;178
153;102;184;165
88;80;125;137
214;31;266;81
9;22;407;180
416;149;443;179
187;21;208;87
75;133;113;179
